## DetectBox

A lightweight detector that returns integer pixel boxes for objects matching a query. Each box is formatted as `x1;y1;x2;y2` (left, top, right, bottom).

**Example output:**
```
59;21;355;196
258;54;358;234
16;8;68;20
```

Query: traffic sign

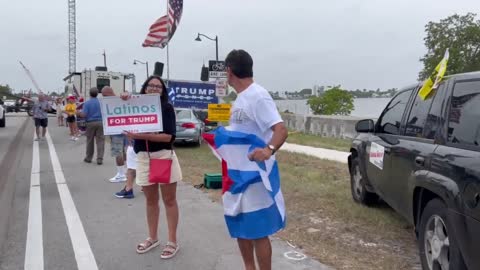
209;60;227;78
208;103;231;122
215;79;227;97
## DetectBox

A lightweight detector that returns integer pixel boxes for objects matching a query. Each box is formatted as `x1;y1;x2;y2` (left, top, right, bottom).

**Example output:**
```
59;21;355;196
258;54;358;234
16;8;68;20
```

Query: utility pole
102;50;107;68
68;0;76;74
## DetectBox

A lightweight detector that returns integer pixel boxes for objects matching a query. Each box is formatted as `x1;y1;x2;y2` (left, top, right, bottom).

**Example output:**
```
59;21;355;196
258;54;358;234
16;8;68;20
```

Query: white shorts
126;146;137;170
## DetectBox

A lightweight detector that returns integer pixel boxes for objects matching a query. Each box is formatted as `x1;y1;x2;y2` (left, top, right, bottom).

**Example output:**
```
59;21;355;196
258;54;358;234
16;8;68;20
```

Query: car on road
3;99;17;113
175;108;204;145
0;99;6;127
192;109;218;132
349;71;480;270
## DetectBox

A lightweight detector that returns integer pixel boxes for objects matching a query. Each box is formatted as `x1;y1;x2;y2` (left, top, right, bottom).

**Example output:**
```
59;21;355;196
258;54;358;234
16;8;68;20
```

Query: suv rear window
405;91;435;138
448;80;480;147
377;89;413;135
176;109;192;121
405;83;447;138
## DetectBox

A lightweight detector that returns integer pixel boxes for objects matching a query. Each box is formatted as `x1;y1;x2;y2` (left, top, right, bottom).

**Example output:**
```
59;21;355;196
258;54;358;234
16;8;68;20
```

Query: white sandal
160;241;179;259
136;238;160;254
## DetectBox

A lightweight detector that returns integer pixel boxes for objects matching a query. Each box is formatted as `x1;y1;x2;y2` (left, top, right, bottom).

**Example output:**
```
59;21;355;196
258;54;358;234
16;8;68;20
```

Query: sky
1;0;479;94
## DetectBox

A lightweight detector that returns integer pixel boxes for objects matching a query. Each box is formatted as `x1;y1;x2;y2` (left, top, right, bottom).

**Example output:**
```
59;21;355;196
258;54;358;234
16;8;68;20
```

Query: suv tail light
181;122;196;129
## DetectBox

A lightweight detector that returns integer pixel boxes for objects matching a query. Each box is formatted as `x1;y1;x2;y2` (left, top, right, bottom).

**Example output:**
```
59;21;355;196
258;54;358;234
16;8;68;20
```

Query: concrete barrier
282;113;364;139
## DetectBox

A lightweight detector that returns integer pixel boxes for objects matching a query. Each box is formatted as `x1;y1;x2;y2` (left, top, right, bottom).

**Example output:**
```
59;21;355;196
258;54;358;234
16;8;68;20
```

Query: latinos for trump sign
99;94;163;135
167;80;218;109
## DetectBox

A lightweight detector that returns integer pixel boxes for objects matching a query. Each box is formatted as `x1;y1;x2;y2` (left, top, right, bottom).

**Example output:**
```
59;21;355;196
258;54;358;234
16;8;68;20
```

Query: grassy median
175;144;419;270
286;131;352;152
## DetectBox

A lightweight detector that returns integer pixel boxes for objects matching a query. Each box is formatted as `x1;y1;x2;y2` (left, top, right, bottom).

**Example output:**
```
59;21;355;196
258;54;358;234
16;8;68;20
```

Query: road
0;113;330;270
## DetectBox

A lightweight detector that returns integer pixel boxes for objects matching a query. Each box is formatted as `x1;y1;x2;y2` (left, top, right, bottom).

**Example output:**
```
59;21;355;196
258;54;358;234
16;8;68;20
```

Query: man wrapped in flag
204;50;289;270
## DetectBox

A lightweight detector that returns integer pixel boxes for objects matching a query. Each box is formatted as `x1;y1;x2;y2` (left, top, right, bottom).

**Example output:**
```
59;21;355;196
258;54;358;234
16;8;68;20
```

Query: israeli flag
214;127;286;239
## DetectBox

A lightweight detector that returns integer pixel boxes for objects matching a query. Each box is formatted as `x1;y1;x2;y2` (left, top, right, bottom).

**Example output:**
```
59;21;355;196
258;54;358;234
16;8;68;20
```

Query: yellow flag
418;49;449;100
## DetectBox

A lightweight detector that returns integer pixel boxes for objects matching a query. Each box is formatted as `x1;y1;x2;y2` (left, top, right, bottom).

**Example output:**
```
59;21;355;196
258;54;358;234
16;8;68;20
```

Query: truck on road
63;66;136;99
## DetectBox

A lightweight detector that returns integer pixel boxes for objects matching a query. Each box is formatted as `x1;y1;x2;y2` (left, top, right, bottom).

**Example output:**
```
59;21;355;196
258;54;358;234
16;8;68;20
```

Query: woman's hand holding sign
120;92;131;101
123;130;138;140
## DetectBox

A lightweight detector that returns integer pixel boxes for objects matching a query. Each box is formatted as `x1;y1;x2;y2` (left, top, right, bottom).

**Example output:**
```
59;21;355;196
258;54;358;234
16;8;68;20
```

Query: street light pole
215;36;218;62
195;33;219;61
133;59;149;78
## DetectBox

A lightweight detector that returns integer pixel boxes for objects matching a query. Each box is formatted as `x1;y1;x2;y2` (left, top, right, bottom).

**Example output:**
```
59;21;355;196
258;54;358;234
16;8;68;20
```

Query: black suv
349;72;480;270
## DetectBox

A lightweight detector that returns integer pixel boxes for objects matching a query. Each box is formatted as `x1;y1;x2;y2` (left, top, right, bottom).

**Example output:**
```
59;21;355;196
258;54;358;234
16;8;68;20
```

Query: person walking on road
32;93;51;141
55;98;65;126
115;139;137;199
101;87;127;182
64;96;80;141
224;49;288;270
123;75;182;259
77;88;105;165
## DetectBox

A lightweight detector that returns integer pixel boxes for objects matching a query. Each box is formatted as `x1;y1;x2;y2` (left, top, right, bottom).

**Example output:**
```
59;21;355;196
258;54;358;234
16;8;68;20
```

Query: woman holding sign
123;75;182;259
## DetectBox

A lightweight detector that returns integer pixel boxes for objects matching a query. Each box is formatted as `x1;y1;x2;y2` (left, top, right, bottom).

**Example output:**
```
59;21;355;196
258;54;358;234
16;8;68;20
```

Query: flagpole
166;0;170;84
167;44;170;82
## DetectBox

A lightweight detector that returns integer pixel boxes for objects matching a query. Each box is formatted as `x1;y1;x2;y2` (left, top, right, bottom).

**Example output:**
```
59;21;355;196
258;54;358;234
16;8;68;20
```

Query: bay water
275;98;391;118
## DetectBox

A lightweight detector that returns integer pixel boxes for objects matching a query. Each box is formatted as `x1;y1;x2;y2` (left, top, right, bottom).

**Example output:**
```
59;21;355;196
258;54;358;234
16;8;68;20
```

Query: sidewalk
281;142;349;164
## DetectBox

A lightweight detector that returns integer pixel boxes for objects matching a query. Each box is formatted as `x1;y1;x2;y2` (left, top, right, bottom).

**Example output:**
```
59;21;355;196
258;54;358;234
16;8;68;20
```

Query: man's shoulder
85;98;99;106
247;83;270;98
85;98;97;104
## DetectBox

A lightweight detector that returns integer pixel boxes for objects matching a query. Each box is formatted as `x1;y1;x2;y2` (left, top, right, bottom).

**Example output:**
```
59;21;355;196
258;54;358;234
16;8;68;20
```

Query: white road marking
45;133;98;270
24;133;44;270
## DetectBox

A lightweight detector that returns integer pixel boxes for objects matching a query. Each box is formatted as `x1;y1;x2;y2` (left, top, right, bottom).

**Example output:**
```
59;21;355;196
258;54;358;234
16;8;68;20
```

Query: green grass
286;131;352;152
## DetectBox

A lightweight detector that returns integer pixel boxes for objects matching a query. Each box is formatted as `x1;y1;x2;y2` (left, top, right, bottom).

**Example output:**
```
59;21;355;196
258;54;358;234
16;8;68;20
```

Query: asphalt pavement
0;113;331;270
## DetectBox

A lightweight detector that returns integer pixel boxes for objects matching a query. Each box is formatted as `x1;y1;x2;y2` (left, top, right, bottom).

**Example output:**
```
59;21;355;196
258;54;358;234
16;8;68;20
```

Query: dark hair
225;49;253;78
89;87;98;98
140;75;169;104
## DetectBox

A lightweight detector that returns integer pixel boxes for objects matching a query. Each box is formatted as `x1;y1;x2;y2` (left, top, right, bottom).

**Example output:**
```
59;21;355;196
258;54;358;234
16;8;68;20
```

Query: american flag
142;0;183;48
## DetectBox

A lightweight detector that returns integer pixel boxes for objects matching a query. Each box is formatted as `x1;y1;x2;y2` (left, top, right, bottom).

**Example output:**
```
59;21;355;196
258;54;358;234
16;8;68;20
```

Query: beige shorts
136;150;182;186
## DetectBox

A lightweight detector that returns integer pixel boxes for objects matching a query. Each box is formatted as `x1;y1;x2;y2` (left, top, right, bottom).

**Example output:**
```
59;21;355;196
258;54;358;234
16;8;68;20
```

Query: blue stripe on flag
224;203;285;240
267;162;281;195
214;127;266;149
227;170;263;194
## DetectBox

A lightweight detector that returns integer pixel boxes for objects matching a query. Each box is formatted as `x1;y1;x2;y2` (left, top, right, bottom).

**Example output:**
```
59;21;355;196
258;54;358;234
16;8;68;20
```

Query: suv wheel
350;157;378;205
419;199;466;270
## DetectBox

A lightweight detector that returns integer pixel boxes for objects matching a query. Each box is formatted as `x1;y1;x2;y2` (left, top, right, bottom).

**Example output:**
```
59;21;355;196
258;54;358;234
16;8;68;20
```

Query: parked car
175;108;204;145
349;71;480;270
0;99;5;127
192;109;218;132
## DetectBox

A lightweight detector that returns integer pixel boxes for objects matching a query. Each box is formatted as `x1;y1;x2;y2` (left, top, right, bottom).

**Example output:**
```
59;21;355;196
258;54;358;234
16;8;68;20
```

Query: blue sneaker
115;188;134;199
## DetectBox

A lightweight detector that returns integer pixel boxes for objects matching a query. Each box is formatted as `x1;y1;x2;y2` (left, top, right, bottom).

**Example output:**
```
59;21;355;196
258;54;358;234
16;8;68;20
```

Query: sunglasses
147;84;163;90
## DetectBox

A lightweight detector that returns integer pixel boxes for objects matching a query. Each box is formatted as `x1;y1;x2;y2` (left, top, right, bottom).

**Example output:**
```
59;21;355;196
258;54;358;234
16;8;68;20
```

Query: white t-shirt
229;83;283;143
